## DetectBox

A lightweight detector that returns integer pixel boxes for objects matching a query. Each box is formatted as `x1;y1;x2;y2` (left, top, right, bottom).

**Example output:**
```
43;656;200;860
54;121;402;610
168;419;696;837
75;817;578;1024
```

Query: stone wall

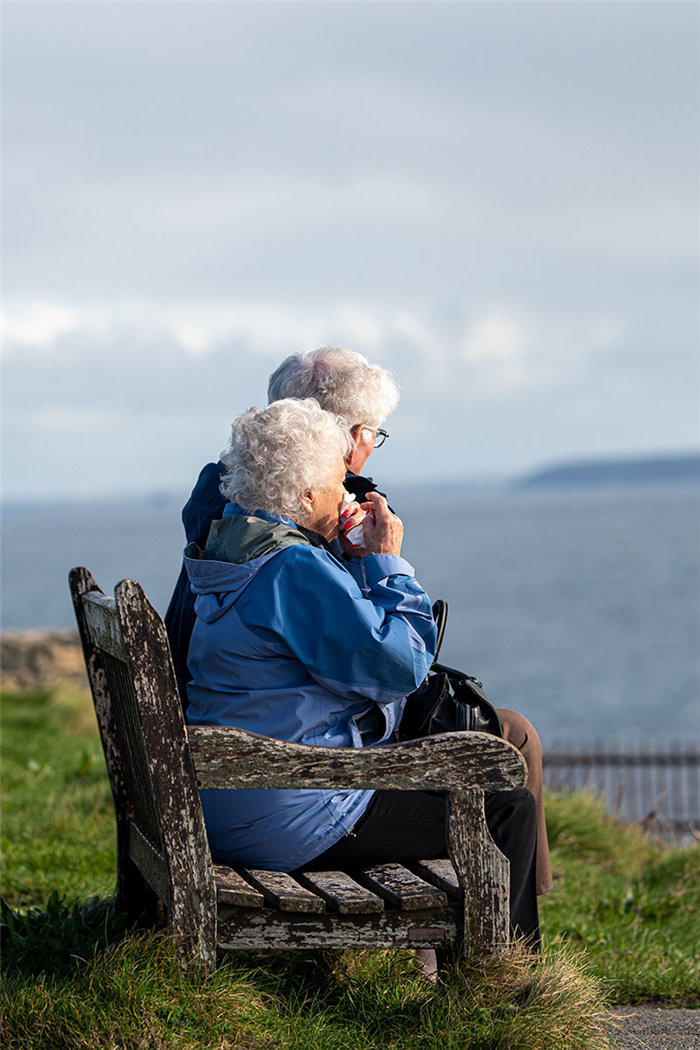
0;630;88;691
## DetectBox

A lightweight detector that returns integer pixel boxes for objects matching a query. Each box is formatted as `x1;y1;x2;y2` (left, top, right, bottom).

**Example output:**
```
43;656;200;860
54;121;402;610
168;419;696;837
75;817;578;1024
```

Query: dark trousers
310;787;540;946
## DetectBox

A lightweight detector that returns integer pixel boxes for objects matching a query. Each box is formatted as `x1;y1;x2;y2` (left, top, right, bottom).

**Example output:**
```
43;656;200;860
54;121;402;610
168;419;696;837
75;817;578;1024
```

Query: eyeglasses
354;425;389;449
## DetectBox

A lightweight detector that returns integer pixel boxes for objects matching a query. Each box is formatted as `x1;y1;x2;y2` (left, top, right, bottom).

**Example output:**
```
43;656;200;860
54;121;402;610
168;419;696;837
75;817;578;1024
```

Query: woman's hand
338;499;367;558
357;491;404;556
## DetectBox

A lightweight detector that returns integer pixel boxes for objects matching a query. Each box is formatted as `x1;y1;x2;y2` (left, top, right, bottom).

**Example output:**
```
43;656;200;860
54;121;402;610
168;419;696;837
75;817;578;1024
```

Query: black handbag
398;600;503;741
398;662;503;740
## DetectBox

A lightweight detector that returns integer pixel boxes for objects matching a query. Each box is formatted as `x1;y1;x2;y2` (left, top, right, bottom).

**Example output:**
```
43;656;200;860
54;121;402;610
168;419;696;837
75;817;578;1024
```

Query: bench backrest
69;566;216;959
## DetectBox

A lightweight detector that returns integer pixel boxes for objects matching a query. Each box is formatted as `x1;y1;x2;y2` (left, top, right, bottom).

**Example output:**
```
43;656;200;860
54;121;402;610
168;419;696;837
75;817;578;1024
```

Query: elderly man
165;346;400;699
165;344;552;899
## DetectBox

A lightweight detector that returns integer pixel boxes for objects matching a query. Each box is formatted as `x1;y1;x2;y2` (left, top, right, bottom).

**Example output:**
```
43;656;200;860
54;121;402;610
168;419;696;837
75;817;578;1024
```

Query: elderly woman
183;397;540;944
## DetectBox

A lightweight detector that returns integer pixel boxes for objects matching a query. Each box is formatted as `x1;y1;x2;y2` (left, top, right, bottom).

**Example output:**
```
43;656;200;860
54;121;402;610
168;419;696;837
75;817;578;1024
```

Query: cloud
21;406;126;435
2;303;81;349
462;313;529;387
2;296;633;422
455;309;633;396
1;294;695;501
3;4;697;310
1;3;697;498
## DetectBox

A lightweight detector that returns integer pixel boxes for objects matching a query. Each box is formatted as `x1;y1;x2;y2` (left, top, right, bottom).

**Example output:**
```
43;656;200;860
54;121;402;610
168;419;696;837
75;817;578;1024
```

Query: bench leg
447;789;510;954
169;897;218;975
83;654;159;926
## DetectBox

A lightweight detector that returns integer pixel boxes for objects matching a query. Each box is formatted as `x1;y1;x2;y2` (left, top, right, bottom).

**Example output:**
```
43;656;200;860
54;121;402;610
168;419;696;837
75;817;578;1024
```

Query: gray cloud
2;1;698;497
4;297;697;499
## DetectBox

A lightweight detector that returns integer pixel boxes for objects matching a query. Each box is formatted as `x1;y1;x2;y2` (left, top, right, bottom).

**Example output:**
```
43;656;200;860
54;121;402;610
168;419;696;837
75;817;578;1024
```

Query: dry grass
2;934;620;1050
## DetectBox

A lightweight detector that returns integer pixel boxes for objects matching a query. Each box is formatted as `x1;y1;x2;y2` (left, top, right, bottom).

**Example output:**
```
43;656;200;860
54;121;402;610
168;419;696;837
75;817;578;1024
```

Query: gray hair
219;398;352;523
267;346;400;430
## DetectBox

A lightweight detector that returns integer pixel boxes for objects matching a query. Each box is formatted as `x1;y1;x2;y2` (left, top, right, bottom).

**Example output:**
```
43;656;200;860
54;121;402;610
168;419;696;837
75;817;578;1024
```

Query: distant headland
515;453;700;489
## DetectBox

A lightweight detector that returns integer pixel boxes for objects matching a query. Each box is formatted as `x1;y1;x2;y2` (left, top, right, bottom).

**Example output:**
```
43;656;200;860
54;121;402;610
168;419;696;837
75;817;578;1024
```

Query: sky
2;1;699;500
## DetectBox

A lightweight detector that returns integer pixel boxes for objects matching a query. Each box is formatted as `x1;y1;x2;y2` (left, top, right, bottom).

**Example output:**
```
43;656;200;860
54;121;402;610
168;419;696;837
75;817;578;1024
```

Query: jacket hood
183;512;310;624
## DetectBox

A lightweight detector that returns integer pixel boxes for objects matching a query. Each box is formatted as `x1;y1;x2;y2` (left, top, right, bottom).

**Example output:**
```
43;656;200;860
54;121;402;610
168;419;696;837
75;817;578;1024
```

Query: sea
2;482;699;749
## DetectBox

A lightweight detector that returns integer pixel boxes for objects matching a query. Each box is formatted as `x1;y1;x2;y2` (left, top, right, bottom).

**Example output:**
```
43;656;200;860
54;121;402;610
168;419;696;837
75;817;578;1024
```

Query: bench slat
213;865;265;908
297;871;385;914
188;725;526;793
359;863;447;911
129;822;169;902
216;906;457;951
415;858;462;898
241;870;325;913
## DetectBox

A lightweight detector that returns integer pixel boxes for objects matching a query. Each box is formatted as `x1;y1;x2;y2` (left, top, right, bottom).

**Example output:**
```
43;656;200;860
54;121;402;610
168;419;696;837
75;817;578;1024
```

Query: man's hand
358;491;404;556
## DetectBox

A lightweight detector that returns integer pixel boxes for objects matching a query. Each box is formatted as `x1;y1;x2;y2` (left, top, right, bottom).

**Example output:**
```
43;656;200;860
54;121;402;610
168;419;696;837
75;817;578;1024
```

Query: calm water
2;484;698;746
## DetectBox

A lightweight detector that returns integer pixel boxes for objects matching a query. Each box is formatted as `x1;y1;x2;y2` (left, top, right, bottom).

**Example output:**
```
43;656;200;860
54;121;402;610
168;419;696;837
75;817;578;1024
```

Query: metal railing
543;742;700;833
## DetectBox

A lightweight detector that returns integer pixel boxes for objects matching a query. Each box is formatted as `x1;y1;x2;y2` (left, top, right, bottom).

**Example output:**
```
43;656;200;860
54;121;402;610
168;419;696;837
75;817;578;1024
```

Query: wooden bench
69;565;527;973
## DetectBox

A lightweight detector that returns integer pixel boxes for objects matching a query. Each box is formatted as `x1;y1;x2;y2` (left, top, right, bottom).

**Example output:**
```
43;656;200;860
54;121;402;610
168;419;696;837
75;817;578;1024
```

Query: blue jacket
165;461;388;704
184;502;436;871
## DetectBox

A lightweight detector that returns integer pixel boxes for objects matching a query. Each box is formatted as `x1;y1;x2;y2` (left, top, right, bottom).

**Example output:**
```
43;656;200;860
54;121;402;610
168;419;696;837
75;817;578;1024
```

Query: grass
541;791;700;1005
1;683;698;1049
2;932;617;1050
1;686;115;905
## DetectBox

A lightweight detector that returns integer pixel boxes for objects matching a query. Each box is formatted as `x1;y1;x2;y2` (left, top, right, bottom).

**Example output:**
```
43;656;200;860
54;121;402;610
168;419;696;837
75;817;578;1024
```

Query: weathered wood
99;649;165;850
241;870;325;913
217;904;458;950
213;866;264;908
297;871;385;914
69;568;159;924
82;591;129;662
115;579;219;971
188;725;526;793
359;864;447;911
448;790;510;953
129;823;170;902
415;858;461;899
70;565;519;970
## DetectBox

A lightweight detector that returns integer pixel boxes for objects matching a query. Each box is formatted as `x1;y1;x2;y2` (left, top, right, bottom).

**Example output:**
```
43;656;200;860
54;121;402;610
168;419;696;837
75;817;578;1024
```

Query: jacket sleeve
259;546;437;715
182;461;228;545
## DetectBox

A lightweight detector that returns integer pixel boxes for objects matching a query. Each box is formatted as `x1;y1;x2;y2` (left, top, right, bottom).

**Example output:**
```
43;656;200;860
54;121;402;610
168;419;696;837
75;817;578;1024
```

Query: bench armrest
187;725;526;792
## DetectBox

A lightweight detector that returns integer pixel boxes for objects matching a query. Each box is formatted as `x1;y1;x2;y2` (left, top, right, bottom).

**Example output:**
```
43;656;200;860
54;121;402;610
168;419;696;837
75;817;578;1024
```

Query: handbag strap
431;599;448;666
429;604;484;690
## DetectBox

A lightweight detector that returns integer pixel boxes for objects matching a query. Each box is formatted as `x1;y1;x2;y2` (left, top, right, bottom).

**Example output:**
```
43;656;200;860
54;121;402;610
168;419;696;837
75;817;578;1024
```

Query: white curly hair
219;398;352;523
267;346;400;430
